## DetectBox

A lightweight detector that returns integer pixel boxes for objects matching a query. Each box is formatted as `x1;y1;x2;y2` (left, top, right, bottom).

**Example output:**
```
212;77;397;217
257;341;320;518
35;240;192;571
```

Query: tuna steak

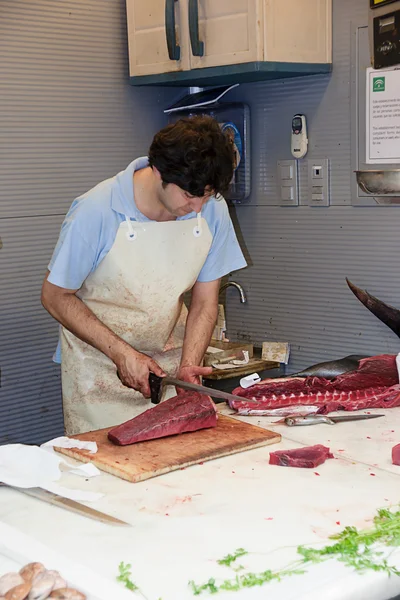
229;355;400;414
108;392;217;445
269;445;334;468
392;444;400;466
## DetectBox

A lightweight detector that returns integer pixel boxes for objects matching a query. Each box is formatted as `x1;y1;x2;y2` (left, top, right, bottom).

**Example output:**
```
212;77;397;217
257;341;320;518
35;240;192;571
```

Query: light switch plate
277;160;298;206
307;159;330;206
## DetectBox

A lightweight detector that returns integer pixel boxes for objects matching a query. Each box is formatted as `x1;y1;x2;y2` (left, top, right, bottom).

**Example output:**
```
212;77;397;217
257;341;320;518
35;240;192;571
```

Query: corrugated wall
0;0;174;444
226;0;400;371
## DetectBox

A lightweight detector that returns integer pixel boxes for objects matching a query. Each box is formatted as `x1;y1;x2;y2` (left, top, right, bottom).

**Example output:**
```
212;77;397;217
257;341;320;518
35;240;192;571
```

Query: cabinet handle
165;0;181;61
189;0;204;57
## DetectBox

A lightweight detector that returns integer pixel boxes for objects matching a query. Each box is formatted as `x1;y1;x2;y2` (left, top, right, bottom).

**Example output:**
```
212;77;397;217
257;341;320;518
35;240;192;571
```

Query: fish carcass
229;355;400;414
346;279;400;338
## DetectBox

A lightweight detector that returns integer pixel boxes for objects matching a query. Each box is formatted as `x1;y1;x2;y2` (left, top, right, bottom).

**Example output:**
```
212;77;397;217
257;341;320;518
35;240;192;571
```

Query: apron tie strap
193;212;202;238
125;216;137;241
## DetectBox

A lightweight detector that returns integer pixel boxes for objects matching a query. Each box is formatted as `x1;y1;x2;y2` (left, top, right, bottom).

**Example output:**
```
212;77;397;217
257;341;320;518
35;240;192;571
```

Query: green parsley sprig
189;506;400;595
117;562;139;592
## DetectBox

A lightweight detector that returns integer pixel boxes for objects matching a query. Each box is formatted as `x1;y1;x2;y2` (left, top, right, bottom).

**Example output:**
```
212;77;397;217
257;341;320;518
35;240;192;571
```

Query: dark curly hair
148;115;235;197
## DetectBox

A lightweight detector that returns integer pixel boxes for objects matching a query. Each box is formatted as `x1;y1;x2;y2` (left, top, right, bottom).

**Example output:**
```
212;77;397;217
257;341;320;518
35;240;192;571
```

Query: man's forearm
180;301;218;368
43;290;129;364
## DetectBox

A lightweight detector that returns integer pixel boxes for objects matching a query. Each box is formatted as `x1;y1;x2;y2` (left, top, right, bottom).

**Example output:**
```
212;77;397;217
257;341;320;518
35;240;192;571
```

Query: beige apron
61;214;212;435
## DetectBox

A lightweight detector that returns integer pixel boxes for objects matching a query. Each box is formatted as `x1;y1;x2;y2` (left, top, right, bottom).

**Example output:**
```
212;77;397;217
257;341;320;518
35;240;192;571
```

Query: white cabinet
264;0;331;64
126;0;190;76
126;0;332;85
189;1;264;70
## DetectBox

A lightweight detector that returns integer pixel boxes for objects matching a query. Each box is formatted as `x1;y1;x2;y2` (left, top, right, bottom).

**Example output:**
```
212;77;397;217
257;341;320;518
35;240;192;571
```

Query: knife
149;373;260;404
285;413;385;426
0;484;129;526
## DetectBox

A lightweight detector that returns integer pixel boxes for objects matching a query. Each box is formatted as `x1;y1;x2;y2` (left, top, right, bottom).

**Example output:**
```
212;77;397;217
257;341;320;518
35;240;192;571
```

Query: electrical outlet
307;159;330;206
277;160;299;206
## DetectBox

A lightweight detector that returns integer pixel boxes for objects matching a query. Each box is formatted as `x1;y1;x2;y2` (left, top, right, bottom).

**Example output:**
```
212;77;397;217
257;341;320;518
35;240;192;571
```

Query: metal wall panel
226;0;367;207
0;0;174;219
0;215;64;445
226;0;400;372
0;0;175;444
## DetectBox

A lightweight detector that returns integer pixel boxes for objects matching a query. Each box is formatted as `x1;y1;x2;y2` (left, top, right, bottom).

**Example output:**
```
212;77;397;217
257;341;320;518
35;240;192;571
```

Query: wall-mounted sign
370;0;398;8
366;67;400;163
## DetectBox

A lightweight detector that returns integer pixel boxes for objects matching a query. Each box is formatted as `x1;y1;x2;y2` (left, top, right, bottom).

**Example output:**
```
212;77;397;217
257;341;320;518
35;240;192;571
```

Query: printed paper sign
366;67;400;164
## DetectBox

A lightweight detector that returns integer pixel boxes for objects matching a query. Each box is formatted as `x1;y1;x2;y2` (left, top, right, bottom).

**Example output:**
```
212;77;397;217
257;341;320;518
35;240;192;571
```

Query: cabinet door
264;0;332;64
189;0;263;70
127;0;190;76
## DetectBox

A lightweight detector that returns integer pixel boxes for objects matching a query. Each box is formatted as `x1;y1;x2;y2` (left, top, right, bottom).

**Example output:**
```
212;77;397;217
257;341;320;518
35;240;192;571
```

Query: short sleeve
197;199;247;283
48;199;106;290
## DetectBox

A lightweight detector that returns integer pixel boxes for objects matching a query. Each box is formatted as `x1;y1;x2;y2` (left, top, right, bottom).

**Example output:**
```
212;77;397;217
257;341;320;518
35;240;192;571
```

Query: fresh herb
117;562;139;592
189;578;219;595
217;548;248;567
189;506;400;595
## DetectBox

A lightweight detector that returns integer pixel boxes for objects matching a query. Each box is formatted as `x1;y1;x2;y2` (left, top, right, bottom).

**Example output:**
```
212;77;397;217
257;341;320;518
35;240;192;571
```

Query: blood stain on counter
370;473;376;476
314;472;320;476
175;495;193;504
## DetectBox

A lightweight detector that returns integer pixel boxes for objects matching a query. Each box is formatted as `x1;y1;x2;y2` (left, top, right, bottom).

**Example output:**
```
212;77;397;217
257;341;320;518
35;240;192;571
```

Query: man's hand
115;348;166;398
176;365;213;394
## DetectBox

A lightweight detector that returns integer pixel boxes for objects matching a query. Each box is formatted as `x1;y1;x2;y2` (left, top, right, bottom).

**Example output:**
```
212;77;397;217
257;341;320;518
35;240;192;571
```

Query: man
42;115;247;435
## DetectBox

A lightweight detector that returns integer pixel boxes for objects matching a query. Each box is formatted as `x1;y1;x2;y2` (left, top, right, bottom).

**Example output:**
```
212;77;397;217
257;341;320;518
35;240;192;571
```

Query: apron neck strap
125;213;202;237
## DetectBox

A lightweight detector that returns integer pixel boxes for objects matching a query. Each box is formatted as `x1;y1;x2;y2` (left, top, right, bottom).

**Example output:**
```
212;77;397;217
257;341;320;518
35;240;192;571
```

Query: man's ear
152;166;162;181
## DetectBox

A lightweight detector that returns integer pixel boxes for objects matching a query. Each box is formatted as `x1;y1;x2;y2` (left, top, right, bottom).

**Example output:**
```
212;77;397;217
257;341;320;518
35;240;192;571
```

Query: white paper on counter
0;444;103;502
44;482;103;502
68;463;101;478
42;435;98;454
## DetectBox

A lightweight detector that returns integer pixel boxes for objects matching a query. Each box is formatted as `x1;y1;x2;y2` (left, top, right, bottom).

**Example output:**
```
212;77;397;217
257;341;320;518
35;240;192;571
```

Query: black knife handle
149;373;163;404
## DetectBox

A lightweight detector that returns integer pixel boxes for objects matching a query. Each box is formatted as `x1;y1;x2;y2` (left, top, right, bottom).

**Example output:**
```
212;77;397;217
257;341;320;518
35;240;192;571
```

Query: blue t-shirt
48;157;247;362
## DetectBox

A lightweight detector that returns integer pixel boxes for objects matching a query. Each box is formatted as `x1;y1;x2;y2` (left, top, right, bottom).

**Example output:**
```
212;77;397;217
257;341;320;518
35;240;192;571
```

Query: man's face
159;181;214;217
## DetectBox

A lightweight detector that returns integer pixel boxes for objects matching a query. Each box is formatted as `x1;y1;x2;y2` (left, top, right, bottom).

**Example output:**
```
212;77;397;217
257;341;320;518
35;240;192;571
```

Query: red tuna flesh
108;391;217;445
269;445;334;468
392;443;400;466
230;355;400;414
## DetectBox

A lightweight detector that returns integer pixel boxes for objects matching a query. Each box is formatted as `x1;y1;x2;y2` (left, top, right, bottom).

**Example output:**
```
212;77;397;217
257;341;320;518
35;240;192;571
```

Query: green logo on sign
373;77;385;92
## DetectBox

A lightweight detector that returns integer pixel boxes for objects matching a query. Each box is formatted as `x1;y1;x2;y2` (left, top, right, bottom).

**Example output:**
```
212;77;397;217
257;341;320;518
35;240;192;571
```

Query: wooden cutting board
55;416;281;483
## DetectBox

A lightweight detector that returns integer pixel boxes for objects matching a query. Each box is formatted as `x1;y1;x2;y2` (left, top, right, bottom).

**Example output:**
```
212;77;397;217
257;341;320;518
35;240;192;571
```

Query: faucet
219;281;247;304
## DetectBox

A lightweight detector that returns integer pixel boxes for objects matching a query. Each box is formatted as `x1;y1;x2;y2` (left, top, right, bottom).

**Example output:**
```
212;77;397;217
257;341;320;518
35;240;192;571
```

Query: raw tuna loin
230;355;400;414
392;443;400;466
269;445;334;468
108;391;217;445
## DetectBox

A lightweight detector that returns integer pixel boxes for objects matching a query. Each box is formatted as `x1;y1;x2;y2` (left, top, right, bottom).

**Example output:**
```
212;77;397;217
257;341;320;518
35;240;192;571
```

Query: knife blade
1;484;129;526
160;376;260;404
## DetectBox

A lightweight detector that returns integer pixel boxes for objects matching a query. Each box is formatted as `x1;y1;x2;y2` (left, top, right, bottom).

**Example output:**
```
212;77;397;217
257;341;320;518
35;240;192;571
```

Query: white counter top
1;407;400;600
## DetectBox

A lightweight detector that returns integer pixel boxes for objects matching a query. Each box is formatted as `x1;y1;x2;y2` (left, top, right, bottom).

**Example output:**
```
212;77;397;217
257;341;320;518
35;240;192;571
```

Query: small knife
1;484;129;526
149;373;260;404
